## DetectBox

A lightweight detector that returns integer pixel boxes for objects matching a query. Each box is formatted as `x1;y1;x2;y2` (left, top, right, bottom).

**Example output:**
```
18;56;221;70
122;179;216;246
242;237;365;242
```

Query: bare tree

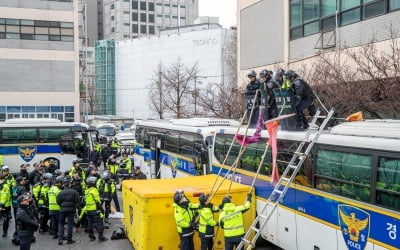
162;57;199;118
148;62;166;119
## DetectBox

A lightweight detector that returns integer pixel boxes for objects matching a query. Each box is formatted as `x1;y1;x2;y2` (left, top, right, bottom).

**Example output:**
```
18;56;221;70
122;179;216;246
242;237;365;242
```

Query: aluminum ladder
237;108;336;250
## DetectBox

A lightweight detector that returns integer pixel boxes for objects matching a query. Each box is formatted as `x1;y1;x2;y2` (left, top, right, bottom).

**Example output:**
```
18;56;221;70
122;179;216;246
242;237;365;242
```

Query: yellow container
122;174;256;250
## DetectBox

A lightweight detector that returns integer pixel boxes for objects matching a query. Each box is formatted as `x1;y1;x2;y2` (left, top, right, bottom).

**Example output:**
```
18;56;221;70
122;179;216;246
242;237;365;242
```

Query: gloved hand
247;193;252;202
207;203;214;209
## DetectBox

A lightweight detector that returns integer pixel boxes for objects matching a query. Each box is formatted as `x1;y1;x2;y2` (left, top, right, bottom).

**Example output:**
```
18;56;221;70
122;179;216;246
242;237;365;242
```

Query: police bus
0;118;98;173
133;117;400;250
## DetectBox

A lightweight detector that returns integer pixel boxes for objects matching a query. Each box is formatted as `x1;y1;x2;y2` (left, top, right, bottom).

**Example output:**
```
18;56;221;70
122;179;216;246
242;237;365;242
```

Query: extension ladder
237;108;336;250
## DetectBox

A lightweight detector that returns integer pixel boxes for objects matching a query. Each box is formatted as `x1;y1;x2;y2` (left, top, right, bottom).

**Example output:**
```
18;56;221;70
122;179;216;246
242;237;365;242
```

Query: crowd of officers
246;68;316;130
173;190;252;250
0;148;147;250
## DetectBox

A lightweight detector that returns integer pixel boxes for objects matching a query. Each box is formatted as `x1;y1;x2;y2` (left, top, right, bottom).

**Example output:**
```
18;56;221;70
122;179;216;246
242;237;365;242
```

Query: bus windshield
97;127;116;136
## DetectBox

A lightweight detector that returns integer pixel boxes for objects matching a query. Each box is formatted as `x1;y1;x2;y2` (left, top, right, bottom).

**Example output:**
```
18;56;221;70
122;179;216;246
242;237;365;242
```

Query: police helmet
43;173;53;180
259;69;270;78
102;171;111;180
16;176;26;183
199;193;209;204
283;69;296;80
55;176;64;184
1;166;10;172
86;176;97;186
173;191;183;204
222;196;231;204
54;169;62;176
247;70;256;78
63;176;72;185
273;69;285;81
72;159;80;165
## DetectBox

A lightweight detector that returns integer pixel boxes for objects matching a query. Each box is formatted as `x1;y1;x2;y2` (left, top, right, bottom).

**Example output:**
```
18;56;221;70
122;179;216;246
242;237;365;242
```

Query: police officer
0;173;12;237
11;176;28;240
198;193;219;250
218;194;252;250
29;163;42;187
283;70;316;129
80;176;108;242
33;172;52;234
48;176;63;239
57;176;80;245
2;166;16;188
16;192;39;250
110;138;119;155
259;69;279;120
99;171;116;224
131;166;147;180
107;155;120;182
246;70;262;127
69;160;86;181
173;190;199;250
120;153;132;177
17;164;30;191
101;144;112;169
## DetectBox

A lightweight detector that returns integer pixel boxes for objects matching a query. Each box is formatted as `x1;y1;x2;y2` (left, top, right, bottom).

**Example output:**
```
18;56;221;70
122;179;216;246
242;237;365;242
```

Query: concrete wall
0;0;73;11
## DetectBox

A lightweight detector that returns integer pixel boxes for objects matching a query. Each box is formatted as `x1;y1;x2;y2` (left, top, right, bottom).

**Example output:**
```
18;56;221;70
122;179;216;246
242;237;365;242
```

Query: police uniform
48;178;62;238
198;194;219;250
218;195;251;250
0;177;12;237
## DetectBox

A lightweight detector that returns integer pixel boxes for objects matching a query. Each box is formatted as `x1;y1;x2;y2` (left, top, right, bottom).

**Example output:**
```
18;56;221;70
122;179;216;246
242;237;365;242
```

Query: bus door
59;133;76;171
86;129;99;162
149;132;165;179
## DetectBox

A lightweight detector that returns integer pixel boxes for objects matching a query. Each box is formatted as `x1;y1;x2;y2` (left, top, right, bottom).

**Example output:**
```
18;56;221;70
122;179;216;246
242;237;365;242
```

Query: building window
132;1;138;9
149;14;154;23
390;0;400;10
303;0;319;22
111;4;115;9
341;8;360;25
140;1;146;10
111;16;115;21
304;20;319;36
149;2;154;11
140;25;146;34
132;12;138;21
140;13;147;22
322;0;336;17
111;27;115;32
341;0;360;11
132;24;138;33
364;0;386;19
149;25;155;34
290;0;302;28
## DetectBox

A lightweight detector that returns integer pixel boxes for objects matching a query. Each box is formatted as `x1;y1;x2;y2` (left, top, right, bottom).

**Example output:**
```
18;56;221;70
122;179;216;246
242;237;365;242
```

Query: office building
0;0;79;121
115;23;236;119
103;0;199;41
238;0;400;83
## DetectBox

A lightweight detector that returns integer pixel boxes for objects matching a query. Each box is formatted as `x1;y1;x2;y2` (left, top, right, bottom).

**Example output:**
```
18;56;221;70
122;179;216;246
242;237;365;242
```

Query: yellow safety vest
198;205;218;235
48;185;61;211
218;201;250;238
0;182;11;208
84;187;101;212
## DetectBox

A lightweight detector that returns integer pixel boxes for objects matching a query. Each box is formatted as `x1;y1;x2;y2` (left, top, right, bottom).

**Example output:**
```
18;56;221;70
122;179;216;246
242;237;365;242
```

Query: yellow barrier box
122;174;255;250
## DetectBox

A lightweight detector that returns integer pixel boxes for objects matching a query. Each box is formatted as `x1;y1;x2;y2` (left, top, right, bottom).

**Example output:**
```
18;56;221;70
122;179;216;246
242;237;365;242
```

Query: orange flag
346;111;363;122
265;120;279;185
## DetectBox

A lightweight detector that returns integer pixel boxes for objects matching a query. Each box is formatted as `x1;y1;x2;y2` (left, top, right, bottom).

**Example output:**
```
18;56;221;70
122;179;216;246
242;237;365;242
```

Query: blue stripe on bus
0;145;61;155
212;166;400;248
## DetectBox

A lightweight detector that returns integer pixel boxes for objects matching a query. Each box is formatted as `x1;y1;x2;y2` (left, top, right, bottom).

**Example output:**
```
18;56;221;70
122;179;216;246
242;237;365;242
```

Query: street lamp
194;76;207;116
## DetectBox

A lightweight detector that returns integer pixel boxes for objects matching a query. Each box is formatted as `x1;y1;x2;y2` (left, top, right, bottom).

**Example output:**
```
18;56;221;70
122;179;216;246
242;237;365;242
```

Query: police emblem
170;157;179;178
338;204;370;250
18;146;37;162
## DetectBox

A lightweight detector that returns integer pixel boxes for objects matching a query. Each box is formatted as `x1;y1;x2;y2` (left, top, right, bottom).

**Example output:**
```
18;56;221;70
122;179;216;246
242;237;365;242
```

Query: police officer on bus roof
16;192;39;250
172;190;199;250
246;70;262;127
198;193;219;250
57;176;80;245
0;173;12;238
273;68;285;85
80;176;108;242
218;193;252;250
260;69;279;119
283;70;316;129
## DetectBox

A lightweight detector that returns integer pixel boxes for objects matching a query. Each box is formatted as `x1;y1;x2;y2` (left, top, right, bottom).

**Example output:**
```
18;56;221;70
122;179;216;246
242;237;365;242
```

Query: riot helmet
247;70;256;78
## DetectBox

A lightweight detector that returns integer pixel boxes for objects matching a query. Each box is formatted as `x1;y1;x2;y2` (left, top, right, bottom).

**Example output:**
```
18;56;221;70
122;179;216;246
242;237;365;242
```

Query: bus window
376;157;400;210
39;128;71;143
166;130;179;154
315;149;372;202
179;133;195;159
2;128;37;144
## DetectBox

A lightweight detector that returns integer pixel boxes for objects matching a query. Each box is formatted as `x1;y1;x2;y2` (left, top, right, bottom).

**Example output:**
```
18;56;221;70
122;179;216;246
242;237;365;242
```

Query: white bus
0;118;98;173
133;118;400;250
96;123;118;143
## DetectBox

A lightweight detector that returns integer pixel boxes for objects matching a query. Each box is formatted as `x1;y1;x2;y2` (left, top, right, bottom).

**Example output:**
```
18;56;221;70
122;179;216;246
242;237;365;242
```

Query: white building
115;23;236;119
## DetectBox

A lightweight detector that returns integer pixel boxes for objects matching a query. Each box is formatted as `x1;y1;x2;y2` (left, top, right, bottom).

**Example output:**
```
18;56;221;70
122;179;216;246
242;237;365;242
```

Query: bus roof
4;118;61;124
0;119;89;129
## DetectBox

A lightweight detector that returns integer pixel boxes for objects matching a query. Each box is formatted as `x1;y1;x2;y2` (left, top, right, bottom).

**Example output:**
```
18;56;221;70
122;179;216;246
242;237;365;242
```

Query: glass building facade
94;40;116;115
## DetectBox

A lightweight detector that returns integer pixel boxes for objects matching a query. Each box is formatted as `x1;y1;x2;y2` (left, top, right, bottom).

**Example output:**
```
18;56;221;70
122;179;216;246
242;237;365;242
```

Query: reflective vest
32;183;42;203
198;205;219;236
5;174;15;188
96;178;105;193
94;143;102;153
173;202;199;234
84;187;100;212
281;79;292;90
218;201;250;238
111;140;119;149
121;158;132;173
48;185;61;211
37;184;50;207
0;155;3;166
69;167;86;181
108;163;119;175
0;182;11;208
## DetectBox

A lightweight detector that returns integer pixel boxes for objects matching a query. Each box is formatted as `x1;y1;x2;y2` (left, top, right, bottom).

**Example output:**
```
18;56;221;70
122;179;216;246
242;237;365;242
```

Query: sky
199;0;237;28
